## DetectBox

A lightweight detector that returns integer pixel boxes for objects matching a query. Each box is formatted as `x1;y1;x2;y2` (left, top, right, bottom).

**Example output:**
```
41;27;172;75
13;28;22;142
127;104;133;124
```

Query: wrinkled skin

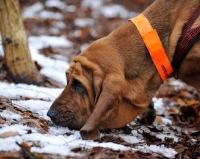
47;0;200;140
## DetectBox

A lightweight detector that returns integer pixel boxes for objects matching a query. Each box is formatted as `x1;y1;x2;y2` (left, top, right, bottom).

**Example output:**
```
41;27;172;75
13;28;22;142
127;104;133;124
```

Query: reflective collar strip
129;14;173;82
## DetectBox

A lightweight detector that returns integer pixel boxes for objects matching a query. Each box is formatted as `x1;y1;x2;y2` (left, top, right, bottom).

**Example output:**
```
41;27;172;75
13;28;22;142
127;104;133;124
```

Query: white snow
45;0;66;10
80;43;90;51
53;21;66;29
153;98;166;115
40;11;64;20
75;18;95;27
65;5;76;12
0;125;34;135
0;82;62;101
81;0;104;10
23;2;44;15
23;2;63;20
0;110;22;121
81;0;138;19
100;5;137;19
140;145;177;158
28;35;73;49
157;134;179;142
13;100;54;120
119;134;143;144
27;35;72;85
40;68;67;85
161;117;172;125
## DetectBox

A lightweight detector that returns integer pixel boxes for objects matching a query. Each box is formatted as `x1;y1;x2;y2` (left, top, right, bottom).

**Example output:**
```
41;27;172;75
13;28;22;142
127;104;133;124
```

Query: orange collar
129;14;173;82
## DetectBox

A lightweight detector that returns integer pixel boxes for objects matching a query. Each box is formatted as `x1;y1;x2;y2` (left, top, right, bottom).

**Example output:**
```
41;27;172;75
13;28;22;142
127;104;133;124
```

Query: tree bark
0;0;43;84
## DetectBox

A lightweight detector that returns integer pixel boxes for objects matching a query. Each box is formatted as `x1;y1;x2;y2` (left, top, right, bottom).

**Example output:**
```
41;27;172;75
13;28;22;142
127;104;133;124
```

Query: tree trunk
0;0;43;84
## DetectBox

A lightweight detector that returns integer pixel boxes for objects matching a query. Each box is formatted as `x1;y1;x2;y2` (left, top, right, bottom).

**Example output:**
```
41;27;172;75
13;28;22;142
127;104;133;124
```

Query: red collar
172;5;200;79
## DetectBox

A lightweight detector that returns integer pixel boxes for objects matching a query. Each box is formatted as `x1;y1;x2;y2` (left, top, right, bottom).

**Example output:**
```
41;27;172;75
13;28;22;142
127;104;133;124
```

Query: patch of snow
54;21;66;29
169;79;185;87
45;0;66;10
81;0;104;9
81;0;138;19
0;110;22;121
0;82;62;101
40;68;67;86
157;134;179;142
23;2;44;17
119;134;143;144
30;46;69;70
141;145;177;158
28;44;69;85
49;27;60;35
80;43;89;51
75;18;95;27
100;5;134;19
0;124;34;135
82;140;131;151
73;30;82;38
131;130;138;136
90;28;99;38
0;137;21;151
65;5;76;12
39;11;64;20
161;117;172;125
48;126;72;136
28;36;73;49
51;54;69;62
23;6;64;20
32;144;72;156
0;125;41;152
153;98;166;115
27;35;71;85
12;100;53;120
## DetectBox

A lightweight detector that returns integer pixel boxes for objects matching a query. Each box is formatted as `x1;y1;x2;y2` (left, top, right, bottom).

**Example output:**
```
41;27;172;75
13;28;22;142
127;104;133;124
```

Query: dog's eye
72;79;85;93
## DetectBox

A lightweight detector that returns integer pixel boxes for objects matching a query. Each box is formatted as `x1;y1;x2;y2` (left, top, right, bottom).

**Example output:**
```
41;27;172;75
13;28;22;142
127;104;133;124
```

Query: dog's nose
47;110;59;120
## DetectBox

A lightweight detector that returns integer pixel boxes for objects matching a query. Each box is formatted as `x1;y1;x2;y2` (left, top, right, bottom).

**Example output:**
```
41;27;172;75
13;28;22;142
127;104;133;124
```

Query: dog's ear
80;74;127;140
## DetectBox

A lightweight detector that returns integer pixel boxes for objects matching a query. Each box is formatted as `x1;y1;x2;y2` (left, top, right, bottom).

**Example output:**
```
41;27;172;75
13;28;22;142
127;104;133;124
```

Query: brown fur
47;0;200;140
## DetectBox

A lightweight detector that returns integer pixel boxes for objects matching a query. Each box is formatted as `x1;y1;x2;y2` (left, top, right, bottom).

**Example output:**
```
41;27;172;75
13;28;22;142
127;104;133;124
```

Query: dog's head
47;40;148;140
47;59;96;130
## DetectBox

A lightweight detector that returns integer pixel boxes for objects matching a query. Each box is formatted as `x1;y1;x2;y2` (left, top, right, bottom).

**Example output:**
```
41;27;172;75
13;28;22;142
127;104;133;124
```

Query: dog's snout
47;109;59;119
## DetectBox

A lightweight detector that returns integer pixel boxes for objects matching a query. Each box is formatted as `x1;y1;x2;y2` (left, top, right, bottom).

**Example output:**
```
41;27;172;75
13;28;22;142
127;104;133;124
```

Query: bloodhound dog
47;0;200;140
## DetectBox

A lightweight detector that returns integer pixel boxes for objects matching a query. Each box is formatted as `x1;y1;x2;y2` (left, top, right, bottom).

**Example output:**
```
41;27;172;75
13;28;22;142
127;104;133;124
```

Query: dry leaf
177;98;186;106
0;131;19;138
154;116;163;124
175;144;186;153
188;100;199;107
0;152;19;159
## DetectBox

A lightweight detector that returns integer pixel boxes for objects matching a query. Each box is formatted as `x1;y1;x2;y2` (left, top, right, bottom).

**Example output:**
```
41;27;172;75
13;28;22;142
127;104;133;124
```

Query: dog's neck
107;0;200;107
109;0;200;79
143;0;200;61
144;0;200;89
